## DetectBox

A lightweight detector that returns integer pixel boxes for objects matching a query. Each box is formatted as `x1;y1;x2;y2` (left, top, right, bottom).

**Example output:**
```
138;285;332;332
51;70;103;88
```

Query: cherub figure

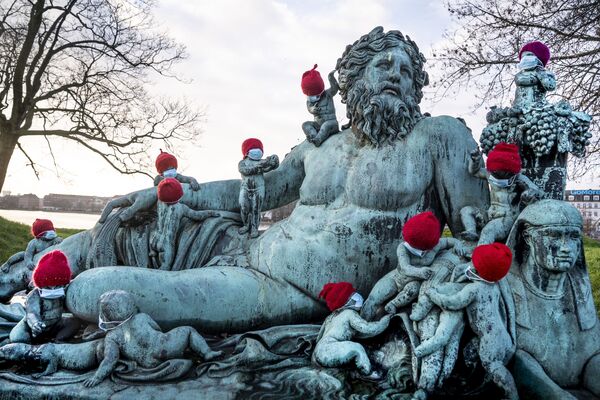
153;150;200;190
149;178;220;270
362;212;468;320
9;251;78;344
1;219;62;272
313;282;390;378
513;41;556;109
459;143;541;244
301;64;340;147
416;243;517;400
238;138;279;238
83;290;222;387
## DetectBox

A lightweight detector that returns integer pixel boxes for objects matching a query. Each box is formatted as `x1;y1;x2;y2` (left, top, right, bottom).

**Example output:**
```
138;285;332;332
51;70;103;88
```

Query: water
0;209;100;230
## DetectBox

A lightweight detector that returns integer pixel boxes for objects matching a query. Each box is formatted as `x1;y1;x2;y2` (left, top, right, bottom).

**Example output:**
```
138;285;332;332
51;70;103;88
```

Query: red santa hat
157;178;183;204
31;219;55;238
241;138;263;158
486;142;522;174
32;250;72;288
402;211;441;251
319;282;355;312
155;150;178;174
471;243;512;282
519;41;550;67
301;64;325;96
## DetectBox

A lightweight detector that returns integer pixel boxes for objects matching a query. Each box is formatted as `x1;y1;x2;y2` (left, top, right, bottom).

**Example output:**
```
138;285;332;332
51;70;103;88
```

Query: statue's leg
459;206;479;241
54;315;82;342
416;312;443;397
512;349;577;400
238;191;250;234
302;121;319;143
477;217;506;245
386;281;420;313
66;266;325;333
250;192;263;238
583;352;600;397
160;326;215;360
439;318;464;383
9;319;32;344
482;360;519;400
314;340;372;375
362;272;398;320
414;311;462;358
410;294;434;322
314;120;340;147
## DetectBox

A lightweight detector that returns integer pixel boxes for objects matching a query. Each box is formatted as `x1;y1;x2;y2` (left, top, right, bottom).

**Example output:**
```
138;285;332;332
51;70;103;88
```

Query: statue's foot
411;389;428;400
250;230;259;238
238;226;249;234
459;231;479;242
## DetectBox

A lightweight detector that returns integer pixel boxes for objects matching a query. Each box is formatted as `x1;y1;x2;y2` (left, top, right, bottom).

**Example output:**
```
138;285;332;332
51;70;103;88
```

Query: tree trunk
0;133;19;193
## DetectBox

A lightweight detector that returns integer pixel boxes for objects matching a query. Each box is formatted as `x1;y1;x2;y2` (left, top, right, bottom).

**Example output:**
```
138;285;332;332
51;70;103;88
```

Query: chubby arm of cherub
468;149;488;179
435;238;470;258
326;70;339;97
25;290;45;337
176;174;200;191
426;283;477;311
182;205;221;222
23;239;39;270
397;244;433;280
516;174;544;205
350;313;391;339
239;156;280;176
537;69;556;92
84;337;120;387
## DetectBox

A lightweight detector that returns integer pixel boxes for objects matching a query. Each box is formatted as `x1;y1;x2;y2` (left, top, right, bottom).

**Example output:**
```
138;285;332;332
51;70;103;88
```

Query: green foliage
0;217;81;261
584;236;600;313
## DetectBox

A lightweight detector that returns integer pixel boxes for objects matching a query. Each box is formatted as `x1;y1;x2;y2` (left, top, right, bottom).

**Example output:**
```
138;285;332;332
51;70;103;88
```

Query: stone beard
346;77;422;146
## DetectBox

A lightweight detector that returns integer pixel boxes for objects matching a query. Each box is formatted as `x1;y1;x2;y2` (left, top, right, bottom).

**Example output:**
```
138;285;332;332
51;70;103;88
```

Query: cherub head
518;41;550;71
157;178;184;206
31;218;57;241
465;243;512;283
301;64;325;103
98;290;137;331
486;142;522;182
401;211;441;256
319;282;364;312
241;138;264;161
32;250;72;299
155;150;178;178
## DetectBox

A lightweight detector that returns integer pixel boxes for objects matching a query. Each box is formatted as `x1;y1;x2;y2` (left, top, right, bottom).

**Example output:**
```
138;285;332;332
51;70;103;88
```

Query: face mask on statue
343;292;364;310
43;230;57;240
465;266;493;284
248;149;263;161
39;287;65;299
518;55;542;71
163;168;177;178
98;313;133;332
488;174;516;188
403;241;425;257
308;95;321;103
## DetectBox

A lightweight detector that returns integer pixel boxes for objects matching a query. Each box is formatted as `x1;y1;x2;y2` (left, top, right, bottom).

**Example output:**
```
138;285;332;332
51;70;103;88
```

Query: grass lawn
1;216;600;314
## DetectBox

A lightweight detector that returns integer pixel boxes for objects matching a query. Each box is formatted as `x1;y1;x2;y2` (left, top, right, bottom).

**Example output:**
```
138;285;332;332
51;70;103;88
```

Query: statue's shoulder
416;115;472;136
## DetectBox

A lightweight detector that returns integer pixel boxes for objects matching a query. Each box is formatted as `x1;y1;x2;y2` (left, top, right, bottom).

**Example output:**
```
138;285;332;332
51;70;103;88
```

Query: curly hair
335;26;429;106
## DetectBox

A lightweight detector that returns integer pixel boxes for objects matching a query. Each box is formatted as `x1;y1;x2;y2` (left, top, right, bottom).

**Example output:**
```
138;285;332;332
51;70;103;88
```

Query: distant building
17;194;41;210
42;193;114;213
565;189;600;238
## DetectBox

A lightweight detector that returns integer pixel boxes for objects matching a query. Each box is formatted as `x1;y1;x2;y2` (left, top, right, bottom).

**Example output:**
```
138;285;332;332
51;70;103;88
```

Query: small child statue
9;250;76;343
301;64;339;147
513;41;556;109
416;243;518;400
83;290;223;387
460;143;541;244
153;150;200;191
1;219;62;272
362;212;468;320
238;138;279;238
313;282;390;378
149;178;220;270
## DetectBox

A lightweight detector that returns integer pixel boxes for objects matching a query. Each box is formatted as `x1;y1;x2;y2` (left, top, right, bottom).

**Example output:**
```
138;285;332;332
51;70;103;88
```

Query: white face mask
519;54;542;71
43;230;57;240
403;241;425;257
98;313;133;332
163;168;177;178
344;292;364;310
488;174;516;188
464;266;494;284
39;287;65;299
248;149;263;161
308;95;321;103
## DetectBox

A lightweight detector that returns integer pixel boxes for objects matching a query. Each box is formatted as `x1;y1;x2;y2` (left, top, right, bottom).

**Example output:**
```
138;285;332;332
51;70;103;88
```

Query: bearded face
346;46;422;146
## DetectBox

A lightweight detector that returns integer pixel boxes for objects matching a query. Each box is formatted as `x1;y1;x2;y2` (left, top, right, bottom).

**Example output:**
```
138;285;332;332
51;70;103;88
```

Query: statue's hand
204;350;224;361
268;154;280;168
190;179;200;191
83;376;103;387
469;149;481;162
31;322;46;337
453;242;470;258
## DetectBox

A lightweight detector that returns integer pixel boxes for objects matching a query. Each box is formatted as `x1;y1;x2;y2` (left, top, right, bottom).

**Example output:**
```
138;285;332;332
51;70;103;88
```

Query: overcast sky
2;0;594;197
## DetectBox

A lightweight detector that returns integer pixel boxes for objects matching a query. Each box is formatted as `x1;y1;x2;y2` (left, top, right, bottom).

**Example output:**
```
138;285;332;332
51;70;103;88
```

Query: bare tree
0;0;202;192
433;0;600;176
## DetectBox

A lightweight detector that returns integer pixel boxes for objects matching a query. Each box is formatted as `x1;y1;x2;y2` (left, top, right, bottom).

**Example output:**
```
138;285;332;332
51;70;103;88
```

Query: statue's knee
583;353;600;396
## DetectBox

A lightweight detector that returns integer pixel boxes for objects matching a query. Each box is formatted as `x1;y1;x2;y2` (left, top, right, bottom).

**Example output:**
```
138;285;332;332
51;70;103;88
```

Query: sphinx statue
506;200;600;399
